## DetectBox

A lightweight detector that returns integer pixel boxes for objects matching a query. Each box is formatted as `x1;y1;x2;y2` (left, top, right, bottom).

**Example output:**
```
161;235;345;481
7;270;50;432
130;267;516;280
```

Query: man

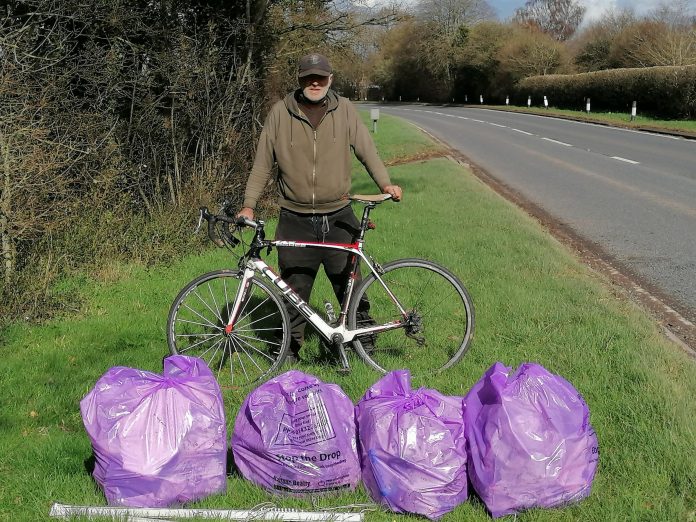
238;52;402;362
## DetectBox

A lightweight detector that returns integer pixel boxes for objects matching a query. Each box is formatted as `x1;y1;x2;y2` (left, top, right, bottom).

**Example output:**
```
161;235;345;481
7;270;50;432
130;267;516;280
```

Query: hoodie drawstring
311;214;330;242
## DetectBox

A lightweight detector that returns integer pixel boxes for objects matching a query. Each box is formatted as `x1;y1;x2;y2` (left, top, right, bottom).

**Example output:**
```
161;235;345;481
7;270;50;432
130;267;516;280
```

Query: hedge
514;65;696;119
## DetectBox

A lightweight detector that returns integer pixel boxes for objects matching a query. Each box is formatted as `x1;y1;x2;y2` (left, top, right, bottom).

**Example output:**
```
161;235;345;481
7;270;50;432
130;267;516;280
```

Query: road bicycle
167;195;474;386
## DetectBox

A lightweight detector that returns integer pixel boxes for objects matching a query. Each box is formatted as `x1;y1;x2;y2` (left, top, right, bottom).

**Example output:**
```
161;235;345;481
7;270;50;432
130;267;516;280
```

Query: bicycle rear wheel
348;258;474;376
167;270;290;387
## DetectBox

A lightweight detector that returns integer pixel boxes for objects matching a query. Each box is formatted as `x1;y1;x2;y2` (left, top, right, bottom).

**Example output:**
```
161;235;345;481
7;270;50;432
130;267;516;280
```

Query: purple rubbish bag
231;370;360;495
80;356;227;507
464;362;599;518
355;370;468;520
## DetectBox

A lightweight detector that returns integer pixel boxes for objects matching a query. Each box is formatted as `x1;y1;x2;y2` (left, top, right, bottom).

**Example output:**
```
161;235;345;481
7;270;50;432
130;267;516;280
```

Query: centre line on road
512;128;533;135
541;137;572;147
489;123;507;128
611;156;640;165
470;119;485;123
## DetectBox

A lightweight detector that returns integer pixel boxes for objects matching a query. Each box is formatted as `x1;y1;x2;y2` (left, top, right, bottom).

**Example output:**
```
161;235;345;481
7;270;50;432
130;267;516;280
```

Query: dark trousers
276;205;369;354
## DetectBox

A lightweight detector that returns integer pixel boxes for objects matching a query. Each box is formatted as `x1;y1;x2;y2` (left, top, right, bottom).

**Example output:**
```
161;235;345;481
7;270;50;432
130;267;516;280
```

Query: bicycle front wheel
167;270;290;387
349;259;474;376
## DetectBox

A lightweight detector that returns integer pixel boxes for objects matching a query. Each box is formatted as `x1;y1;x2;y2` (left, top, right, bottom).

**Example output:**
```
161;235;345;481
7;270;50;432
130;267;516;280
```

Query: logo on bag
271;392;337;447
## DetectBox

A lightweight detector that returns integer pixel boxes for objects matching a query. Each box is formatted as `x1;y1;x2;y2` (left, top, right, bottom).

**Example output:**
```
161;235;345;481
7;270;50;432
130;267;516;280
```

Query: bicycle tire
348;258;474;376
167;270;290;387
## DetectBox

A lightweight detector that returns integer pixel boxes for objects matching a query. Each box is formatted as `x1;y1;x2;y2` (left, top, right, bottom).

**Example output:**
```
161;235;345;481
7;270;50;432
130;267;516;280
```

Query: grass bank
475;104;696;135
1;113;695;521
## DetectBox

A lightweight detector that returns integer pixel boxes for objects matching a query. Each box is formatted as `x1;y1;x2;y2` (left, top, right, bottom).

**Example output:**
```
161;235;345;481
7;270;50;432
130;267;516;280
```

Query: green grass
479;104;696;134
358;111;446;163
1;113;696;521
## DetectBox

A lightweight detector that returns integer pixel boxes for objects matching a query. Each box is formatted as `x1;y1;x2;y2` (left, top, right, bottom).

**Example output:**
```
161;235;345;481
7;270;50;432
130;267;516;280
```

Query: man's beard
302;85;329;104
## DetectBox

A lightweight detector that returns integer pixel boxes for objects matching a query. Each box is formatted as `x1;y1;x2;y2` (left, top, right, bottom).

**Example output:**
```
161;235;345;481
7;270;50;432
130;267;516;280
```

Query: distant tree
370;18;441;100
572;7;636;71
417;0;495;35
649;0;696;28
454;21;511;98
497;26;570;79
513;0;586;41
615;20;696;67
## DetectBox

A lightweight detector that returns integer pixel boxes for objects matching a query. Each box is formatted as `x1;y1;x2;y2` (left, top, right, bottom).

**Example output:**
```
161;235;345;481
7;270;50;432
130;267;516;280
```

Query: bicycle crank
332;333;351;374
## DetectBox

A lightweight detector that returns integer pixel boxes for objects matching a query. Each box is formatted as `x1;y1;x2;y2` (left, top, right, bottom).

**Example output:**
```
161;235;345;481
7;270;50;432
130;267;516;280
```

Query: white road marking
512;128;533;135
611;156;640;165
470;119;485;123
541;137;572;147
489;123;507;128
477;108;688;142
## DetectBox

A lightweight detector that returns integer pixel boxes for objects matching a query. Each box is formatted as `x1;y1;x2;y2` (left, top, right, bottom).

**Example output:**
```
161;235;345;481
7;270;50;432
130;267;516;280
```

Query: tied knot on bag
400;389;429;412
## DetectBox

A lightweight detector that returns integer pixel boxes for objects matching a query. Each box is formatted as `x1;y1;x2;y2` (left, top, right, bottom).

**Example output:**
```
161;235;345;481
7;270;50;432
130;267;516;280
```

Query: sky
493;0;694;23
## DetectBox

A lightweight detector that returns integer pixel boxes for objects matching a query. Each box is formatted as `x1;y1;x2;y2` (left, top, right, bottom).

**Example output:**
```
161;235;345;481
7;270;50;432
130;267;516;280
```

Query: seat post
357;204;375;242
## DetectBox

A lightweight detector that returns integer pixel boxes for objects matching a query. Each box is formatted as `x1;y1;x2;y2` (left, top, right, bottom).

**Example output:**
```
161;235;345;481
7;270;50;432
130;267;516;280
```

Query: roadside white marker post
506;95;509;105
586;97;591;114
399;95;401;101
465;94;468;102
631;101;637;121
527;95;531;108
479;94;483;104
371;108;379;134
543;95;548;109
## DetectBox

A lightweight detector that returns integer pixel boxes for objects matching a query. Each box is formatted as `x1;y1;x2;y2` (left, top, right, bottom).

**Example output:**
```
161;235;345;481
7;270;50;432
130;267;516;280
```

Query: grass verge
0;112;695;521
476;104;696;134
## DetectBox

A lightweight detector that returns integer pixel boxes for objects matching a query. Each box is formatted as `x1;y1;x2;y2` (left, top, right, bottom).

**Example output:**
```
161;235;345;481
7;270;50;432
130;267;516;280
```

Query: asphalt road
380;105;696;322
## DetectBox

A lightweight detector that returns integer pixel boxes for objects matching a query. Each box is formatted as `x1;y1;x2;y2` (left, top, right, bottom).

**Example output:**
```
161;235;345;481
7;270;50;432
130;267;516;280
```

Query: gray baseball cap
298;53;332;77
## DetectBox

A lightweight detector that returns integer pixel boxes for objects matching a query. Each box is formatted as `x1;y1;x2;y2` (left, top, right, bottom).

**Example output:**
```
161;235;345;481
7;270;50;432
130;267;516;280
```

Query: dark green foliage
515;65;696;118
0;0;278;321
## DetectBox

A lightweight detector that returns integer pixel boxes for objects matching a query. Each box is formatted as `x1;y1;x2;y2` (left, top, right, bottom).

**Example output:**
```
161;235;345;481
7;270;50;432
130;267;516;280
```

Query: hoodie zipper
312;129;317;212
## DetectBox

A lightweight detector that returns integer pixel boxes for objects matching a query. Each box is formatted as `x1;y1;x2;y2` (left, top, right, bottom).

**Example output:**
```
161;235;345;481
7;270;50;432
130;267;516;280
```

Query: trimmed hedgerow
515;65;696;119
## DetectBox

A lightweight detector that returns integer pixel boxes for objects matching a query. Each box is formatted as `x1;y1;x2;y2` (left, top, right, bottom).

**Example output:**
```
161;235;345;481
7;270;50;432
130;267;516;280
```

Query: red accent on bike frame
287;241;359;249
225;324;234;334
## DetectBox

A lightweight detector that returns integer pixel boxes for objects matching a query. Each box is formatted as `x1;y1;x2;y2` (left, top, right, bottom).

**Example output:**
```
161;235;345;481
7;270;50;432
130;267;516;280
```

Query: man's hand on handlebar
237;207;255;221
382;184;402;201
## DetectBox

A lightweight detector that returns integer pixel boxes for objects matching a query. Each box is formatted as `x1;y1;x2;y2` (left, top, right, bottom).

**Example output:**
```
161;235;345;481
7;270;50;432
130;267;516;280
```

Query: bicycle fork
222;267;255;335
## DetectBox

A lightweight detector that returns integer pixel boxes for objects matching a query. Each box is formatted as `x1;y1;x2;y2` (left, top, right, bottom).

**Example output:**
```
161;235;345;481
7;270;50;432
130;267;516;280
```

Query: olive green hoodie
242;90;391;214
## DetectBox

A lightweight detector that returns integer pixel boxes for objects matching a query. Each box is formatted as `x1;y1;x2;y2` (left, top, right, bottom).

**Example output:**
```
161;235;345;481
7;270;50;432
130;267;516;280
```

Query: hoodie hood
284;89;340;119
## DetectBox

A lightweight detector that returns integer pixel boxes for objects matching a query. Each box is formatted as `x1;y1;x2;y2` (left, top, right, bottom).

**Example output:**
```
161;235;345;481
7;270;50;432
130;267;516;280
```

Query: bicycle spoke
181;335;225;360
233;335;275;363
228;335;265;374
175;332;221;338
215;339;227;375
206;282;225;325
349;260;473;378
182;303;221;330
168;272;292;386
235;295;273;326
233;332;283;347
235;348;251;382
192;287;224;325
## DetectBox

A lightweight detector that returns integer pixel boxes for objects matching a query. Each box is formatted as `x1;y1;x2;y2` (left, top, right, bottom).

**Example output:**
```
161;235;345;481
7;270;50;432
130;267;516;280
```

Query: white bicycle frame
222;240;408;344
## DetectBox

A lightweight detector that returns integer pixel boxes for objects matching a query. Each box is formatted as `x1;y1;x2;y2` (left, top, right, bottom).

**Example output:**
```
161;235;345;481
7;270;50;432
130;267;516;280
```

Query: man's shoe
284;352;300;366
356;334;375;355
355;312;377;355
